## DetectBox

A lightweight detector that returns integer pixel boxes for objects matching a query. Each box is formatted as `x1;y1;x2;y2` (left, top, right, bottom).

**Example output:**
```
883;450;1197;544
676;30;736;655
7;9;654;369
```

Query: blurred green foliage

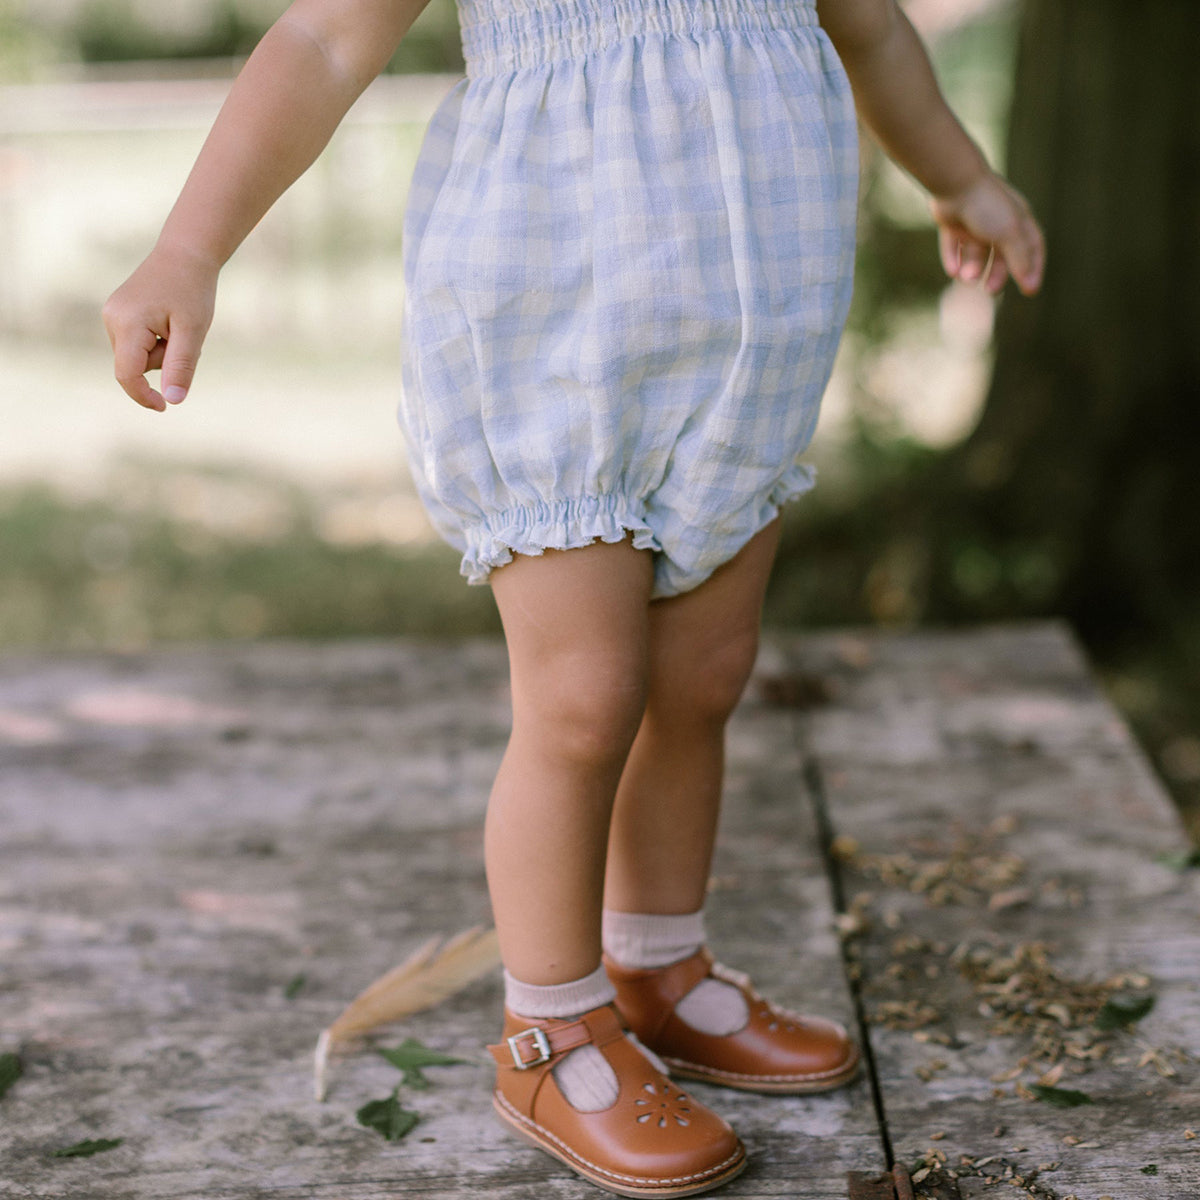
0;472;499;649
75;0;266;62
63;0;464;72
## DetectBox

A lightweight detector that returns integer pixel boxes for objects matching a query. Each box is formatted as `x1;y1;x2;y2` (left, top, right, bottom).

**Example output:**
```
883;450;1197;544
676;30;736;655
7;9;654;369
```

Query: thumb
160;322;206;404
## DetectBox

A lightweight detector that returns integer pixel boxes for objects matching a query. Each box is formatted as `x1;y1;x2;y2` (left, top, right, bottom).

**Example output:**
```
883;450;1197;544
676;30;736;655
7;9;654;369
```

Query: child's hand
930;172;1045;297
102;244;219;412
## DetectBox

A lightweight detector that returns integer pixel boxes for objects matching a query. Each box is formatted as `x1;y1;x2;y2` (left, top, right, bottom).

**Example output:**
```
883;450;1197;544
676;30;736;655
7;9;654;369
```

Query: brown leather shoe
604;949;860;1094
488;1002;747;1197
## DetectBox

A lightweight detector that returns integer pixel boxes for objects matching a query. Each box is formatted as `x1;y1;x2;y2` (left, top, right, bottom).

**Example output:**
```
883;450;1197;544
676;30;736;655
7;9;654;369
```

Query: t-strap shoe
604;949;861;1094
488;1001;747;1197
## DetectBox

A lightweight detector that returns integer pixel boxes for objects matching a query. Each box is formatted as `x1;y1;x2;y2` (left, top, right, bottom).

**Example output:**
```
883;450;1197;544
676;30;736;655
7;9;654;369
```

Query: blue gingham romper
398;0;858;598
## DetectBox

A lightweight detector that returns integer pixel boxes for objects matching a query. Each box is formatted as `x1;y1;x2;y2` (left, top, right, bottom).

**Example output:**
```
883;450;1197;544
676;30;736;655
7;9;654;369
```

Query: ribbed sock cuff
601;907;706;969
504;963;616;1019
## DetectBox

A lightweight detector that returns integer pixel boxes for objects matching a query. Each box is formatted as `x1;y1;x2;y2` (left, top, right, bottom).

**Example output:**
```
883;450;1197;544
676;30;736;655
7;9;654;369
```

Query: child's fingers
957;240;988;282
160;322;206;405
983;247;1010;295
112;325;167;412
938;226;961;279
146;336;167;372
1010;214;1046;295
986;206;1044;296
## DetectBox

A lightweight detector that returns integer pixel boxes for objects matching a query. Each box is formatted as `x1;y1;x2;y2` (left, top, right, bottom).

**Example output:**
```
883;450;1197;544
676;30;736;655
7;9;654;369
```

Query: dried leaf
1038;1062;1065;1086
830;834;860;861
314;926;499;1100
356;1089;419;1142
1095;994;1155;1030
988;887;1033;912
51;1138;124;1158
1030;1084;1094;1108
0;1053;21;1100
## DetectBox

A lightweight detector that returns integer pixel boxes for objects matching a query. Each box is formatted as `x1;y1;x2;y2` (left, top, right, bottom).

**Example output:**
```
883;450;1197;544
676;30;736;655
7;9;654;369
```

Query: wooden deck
1;622;1196;1199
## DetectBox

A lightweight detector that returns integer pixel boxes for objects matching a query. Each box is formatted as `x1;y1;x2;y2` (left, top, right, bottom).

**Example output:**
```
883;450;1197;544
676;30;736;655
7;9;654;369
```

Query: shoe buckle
506;1027;552;1070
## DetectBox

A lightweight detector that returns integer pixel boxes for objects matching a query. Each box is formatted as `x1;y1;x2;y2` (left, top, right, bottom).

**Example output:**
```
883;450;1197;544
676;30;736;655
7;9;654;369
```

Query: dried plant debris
866;934;1180;1089
909;1148;1061;1200
831;822;1043;908
315;926;499;1100
956;940;1161;1072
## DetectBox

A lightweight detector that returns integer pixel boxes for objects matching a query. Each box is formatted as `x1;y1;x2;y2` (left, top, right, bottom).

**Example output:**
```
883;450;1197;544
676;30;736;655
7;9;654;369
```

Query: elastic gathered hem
460;494;663;585
459;0;819;78
764;460;817;516
458;464;817;598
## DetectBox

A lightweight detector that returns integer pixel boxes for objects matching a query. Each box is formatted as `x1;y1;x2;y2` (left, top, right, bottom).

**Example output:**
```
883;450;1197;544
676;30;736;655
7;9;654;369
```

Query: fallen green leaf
377;1038;468;1087
1030;1084;1095;1108
356;1089;419;1142
399;1066;433;1090
377;1038;468;1072
1095;994;1155;1030
284;973;307;1000
0;1053;21;1100
51;1138;124;1158
1156;848;1200;872
1141;1164;1159;1176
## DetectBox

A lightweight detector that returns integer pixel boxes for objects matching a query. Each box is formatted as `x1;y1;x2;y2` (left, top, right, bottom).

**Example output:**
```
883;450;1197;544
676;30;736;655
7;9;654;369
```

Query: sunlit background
1;0;1196;840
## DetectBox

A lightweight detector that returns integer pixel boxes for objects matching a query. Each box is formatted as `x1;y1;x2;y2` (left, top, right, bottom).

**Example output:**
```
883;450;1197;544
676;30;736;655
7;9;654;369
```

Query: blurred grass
0;466;500;649
1;443;1196;847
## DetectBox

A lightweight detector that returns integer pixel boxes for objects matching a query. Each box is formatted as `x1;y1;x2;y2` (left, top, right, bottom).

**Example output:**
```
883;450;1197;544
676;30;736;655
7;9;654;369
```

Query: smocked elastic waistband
457;0;819;77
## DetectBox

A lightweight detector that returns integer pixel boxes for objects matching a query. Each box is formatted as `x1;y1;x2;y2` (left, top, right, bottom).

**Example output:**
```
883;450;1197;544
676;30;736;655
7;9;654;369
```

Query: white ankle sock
504;964;667;1112
602;908;749;1037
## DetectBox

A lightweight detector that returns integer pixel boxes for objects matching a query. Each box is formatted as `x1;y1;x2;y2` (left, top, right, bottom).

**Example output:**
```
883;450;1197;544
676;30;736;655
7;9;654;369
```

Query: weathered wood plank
0;638;880;1198
783;622;1200;1200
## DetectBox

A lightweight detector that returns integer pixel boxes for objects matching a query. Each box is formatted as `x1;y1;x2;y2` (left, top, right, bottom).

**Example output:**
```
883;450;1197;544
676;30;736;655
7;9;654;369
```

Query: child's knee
652;627;759;726
516;646;648;766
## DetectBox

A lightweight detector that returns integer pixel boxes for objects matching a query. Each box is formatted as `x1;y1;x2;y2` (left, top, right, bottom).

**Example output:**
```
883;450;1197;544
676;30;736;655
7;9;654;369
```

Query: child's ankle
502;963;665;1111
602;908;748;1037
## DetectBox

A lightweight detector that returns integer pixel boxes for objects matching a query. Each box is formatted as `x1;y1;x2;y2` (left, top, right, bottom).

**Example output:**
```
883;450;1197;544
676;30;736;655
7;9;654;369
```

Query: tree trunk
949;0;1200;643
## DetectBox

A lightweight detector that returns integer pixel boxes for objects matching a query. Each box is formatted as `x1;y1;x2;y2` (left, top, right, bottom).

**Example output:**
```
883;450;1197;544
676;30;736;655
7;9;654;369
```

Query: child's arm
103;0;432;411
816;0;1045;297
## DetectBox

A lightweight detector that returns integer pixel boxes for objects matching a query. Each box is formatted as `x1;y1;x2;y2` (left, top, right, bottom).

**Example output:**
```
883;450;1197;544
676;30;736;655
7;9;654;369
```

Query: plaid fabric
398;0;858;598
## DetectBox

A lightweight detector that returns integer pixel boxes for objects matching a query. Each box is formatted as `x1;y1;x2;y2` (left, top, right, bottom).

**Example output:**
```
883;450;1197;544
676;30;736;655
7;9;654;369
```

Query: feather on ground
314;925;500;1100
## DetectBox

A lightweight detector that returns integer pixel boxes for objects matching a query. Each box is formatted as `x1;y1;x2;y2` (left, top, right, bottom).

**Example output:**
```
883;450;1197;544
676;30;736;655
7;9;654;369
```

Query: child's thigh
647;517;782;686
489;535;656;682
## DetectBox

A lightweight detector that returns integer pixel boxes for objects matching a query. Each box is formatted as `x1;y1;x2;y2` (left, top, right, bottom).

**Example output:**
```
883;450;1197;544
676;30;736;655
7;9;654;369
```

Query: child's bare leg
602;517;782;917
596;517;859;1058
487;536;654;986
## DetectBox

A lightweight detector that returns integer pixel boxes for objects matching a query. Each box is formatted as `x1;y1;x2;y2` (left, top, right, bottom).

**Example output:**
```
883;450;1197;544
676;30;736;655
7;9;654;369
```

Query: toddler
103;0;1044;1194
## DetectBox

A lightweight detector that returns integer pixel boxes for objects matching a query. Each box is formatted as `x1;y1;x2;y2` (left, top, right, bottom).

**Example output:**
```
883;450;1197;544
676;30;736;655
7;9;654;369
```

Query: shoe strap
488;1003;625;1071
644;947;716;1010
604;948;719;1043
